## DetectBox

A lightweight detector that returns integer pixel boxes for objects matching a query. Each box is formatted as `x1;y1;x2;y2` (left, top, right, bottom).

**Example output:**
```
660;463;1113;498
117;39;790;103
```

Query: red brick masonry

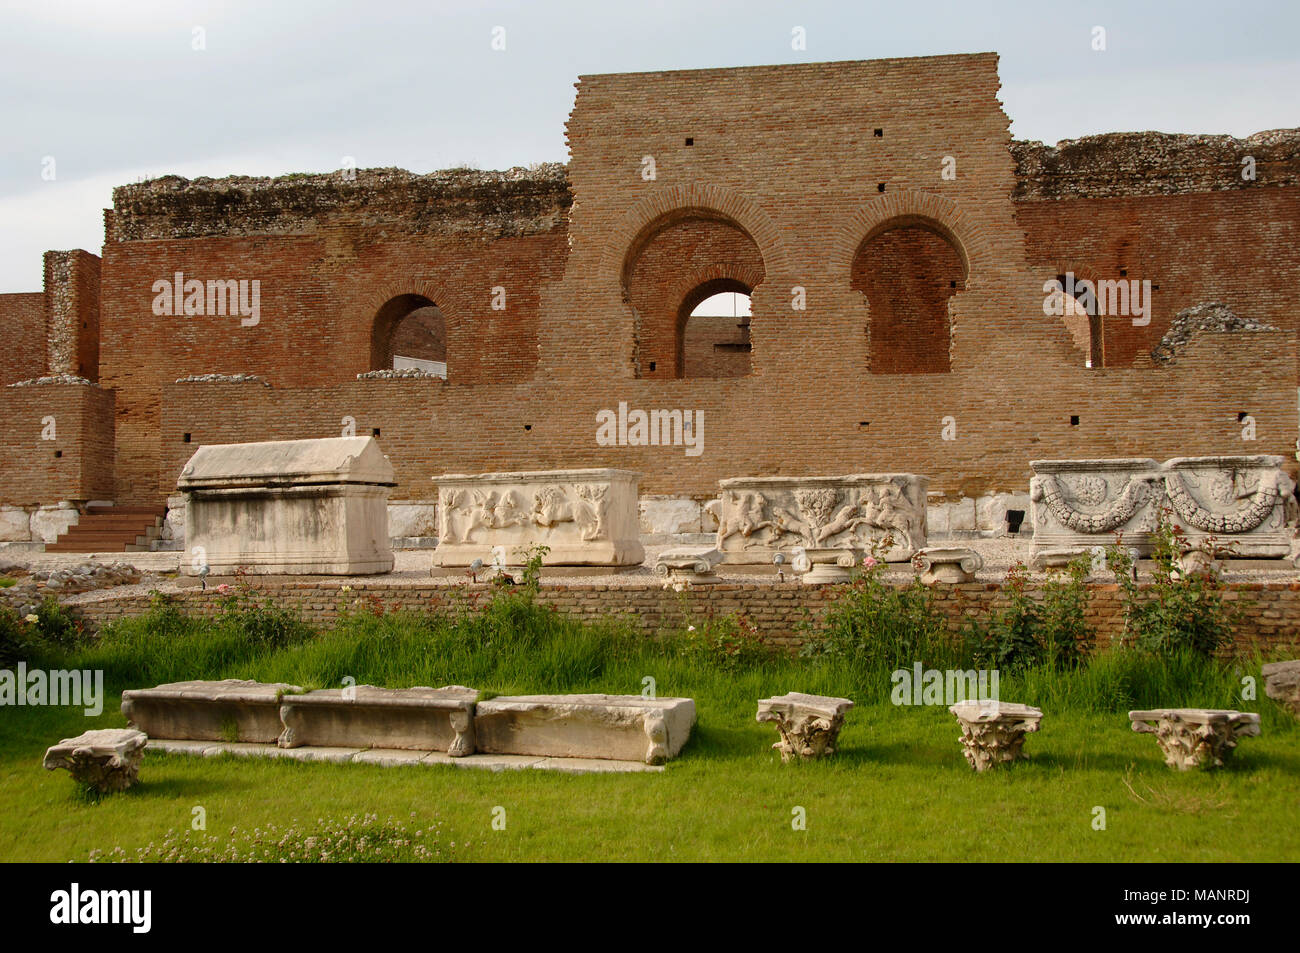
68;580;1300;655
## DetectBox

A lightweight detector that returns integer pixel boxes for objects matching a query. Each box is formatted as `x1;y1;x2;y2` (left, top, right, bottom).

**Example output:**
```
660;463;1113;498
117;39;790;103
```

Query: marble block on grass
122;679;302;743
278;685;480;756
474;694;695;765
1129;708;1261;770
1261;660;1300;718
756;692;854;761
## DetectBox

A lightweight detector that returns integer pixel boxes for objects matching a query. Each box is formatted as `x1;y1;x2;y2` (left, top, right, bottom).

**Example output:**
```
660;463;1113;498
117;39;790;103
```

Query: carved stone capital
1129;708;1261;770
43;728;148;792
949;700;1042;771
757;692;854;762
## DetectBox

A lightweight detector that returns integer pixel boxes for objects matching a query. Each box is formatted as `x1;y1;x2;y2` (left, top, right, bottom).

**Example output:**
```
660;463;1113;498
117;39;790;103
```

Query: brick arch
671;263;763;379
666;261;766;315
1041;260;1106;368
621;209;766;378
604;184;791;285
361;278;459;374
835;191;988;281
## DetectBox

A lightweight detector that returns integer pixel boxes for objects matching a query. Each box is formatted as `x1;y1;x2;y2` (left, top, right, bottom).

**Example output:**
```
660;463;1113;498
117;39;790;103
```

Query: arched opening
1052;273;1103;368
679;282;752;378
622;210;765;378
370;294;447;377
851;219;966;374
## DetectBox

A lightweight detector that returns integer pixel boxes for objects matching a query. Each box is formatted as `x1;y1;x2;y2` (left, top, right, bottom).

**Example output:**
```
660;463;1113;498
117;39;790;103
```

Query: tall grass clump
260;546;642;694
83;589;315;687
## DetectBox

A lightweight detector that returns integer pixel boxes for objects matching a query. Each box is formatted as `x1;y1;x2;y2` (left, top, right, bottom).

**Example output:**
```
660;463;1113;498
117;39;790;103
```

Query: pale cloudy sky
1;0;1296;292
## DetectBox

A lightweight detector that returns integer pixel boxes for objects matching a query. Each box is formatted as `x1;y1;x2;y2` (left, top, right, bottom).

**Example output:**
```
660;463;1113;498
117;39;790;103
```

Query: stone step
50;509;167;553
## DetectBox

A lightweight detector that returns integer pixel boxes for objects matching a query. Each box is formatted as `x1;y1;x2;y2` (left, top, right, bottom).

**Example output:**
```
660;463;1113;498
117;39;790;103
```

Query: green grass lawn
1;586;1296;862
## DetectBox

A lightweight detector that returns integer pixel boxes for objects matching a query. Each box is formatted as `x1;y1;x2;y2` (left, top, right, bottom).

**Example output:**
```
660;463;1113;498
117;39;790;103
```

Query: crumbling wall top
111;163;572;242
1013;129;1300;200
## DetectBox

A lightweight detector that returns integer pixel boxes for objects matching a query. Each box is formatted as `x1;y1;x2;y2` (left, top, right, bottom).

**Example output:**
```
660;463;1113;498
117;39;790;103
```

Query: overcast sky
1;0;1296;292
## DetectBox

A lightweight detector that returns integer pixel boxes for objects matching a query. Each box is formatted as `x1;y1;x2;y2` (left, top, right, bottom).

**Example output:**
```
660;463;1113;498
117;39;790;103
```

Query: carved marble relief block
1029;458;1163;556
1030;456;1294;560
715;474;928;564
1163;456;1294;558
432;468;644;567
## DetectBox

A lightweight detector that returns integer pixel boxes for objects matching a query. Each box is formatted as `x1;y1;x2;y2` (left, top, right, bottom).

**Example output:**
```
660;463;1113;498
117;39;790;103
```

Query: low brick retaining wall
66;579;1300;653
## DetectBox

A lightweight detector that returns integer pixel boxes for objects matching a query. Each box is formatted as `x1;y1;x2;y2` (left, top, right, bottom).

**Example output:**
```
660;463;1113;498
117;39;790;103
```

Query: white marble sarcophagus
178;437;396;575
1030;455;1294;559
715;473;928;564
431;468;644;567
1029;458;1163;555
1162;455;1294;557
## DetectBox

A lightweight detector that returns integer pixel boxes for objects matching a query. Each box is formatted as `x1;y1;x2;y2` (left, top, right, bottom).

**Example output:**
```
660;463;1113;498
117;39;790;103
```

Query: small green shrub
677;613;775;671
0;598;86;667
0;606;35;668
800;557;957;676
967;558;1091;672
215;591;314;650
1108;515;1235;658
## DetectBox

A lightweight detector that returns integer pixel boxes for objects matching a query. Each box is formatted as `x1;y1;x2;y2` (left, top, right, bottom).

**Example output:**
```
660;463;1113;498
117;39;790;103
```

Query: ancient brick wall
99;166;570;503
1015;187;1300;370
0;383;114;504
67;578;1300;655
0;293;46;385
8;56;1299;509
153;329;1293;503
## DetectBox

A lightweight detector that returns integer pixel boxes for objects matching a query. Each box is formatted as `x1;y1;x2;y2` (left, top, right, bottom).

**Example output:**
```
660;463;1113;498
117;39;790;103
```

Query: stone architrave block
914;547;983;584
756;692;854;761
43;728;148;792
716;473;928;565
473;694;695;765
1163;456;1294;558
177;436;396;574
1030;456;1295;560
1261;660;1300;718
121;679;303;743
949;700;1043;771
432;469;644;567
654;547;722;585
1029;458;1163;556
1129;708;1261;770
278;685;480;756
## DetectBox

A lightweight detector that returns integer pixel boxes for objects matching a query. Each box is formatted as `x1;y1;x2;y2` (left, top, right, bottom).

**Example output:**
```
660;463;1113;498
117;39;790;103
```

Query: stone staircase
47;504;167;553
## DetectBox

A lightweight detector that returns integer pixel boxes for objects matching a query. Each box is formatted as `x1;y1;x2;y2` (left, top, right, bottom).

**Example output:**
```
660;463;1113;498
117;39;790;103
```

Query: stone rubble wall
1011;129;1300;201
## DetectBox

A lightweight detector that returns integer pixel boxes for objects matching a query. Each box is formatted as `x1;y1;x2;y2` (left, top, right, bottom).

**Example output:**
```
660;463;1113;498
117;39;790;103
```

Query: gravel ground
1;534;1293;609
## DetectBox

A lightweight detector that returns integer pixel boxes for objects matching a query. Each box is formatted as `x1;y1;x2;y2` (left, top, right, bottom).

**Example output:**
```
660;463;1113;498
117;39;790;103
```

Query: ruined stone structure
1;54;1298;547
